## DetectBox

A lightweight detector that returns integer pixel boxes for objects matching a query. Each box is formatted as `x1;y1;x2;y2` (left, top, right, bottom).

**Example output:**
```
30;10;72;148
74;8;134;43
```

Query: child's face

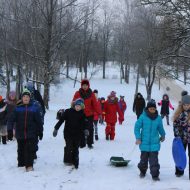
75;105;82;111
82;84;88;91
183;104;190;111
22;95;30;105
164;96;167;100
148;107;156;114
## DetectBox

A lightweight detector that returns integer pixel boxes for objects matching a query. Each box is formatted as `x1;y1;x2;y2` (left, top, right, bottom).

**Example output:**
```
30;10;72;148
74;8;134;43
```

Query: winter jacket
134;109;165;152
6;100;17;130
73;88;101;117
104;98;124;124
173;111;190;144
133;94;146;116
34;90;46;115
8;102;43;140
118;100;127;113
94;100;102;121
0;99;8;125
54;108;87;140
158;95;174;115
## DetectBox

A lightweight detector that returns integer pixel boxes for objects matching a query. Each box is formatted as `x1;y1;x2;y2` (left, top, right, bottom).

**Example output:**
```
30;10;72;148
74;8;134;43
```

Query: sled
110;156;130;167
172;137;187;171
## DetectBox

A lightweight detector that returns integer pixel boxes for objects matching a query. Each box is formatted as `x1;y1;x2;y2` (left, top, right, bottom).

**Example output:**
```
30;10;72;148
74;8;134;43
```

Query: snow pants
105;122;116;140
138;151;160;178
93;120;98;136
86;116;94;146
17;139;36;168
161;114;169;125
175;143;190;179
64;138;80;168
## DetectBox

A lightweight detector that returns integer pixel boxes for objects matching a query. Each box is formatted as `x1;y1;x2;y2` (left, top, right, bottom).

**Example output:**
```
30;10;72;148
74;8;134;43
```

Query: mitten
53;129;58;137
160;136;165;142
135;139;141;145
39;133;43;140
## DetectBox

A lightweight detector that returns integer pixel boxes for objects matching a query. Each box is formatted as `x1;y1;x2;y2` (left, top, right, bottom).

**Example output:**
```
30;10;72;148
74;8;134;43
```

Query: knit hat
181;91;188;97
81;79;90;87
93;89;98;94
0;95;2;102
109;91;116;98
120;95;124;99
146;99;156;109
22;89;31;97
73;98;85;109
182;95;190;105
26;81;34;93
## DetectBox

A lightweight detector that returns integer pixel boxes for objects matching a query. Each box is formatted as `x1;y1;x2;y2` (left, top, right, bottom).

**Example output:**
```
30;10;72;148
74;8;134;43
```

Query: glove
84;129;89;137
135;139;141;145
53;129;58;137
39;133;43;140
172;108;174;110
160;136;165;142
158;103;161;106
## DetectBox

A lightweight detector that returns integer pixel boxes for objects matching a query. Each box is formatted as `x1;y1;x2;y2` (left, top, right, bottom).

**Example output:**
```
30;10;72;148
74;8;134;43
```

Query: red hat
81;79;90;87
0;95;2;102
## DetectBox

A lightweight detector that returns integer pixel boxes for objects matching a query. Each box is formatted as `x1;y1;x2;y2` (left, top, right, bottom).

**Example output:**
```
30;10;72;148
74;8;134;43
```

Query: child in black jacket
53;98;88;169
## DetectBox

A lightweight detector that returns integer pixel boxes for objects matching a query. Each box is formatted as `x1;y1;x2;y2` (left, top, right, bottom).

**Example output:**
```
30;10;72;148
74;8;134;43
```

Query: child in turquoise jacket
134;99;166;181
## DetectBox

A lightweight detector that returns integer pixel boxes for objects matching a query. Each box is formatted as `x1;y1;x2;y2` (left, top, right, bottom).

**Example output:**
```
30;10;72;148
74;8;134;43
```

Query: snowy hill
0;66;189;190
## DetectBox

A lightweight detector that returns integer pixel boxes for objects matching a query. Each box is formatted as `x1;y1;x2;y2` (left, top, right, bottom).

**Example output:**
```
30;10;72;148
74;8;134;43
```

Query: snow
0;66;189;190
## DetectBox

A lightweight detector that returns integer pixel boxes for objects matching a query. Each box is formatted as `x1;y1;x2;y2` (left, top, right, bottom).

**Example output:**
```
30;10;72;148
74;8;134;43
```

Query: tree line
0;0;189;108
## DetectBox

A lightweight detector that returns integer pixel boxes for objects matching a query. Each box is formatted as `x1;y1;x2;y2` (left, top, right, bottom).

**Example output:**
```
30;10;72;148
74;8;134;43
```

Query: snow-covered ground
0;67;189;190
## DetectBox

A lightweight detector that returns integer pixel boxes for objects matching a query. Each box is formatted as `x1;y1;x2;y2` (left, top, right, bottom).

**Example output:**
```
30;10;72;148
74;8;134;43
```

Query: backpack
56;109;64;120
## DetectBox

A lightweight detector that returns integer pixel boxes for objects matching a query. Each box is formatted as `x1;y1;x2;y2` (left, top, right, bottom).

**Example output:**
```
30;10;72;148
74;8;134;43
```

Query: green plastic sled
110;156;130;167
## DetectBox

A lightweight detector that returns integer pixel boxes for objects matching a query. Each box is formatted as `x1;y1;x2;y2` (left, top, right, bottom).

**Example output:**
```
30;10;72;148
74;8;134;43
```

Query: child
173;92;190;179
99;97;106;124
53;98;88;169
134;99;165;181
0;96;8;144
104;91;123;140
118;95;126;124
93;90;102;141
158;94;174;125
8;89;43;172
133;93;146;119
6;91;17;141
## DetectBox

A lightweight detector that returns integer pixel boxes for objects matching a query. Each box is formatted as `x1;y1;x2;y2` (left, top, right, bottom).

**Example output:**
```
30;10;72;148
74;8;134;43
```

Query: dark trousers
8;130;13;141
17;139;36;168
93;120;98;136
64;138;80;168
161;114;169;125
86;116;94;146
0;136;7;144
138;151;160;177
175;143;190;178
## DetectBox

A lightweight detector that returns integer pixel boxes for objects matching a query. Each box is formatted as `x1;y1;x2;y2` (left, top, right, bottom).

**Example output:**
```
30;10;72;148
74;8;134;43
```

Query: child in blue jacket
134;99;166;181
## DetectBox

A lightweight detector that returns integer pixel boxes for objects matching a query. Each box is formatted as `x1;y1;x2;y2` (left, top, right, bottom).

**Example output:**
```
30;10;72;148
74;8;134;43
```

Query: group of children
0;79;190;182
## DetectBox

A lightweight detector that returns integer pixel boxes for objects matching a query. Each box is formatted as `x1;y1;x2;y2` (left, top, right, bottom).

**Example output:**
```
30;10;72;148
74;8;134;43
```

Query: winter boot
26;166;34;172
152;176;160;181
139;172;146;178
106;135;109;140
2;136;7;144
88;144;93;149
95;135;98;141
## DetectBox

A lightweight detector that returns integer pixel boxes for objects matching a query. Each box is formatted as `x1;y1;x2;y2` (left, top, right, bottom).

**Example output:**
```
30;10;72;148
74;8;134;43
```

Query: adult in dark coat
133;93;146;119
158;94;174;125
53;98;88;169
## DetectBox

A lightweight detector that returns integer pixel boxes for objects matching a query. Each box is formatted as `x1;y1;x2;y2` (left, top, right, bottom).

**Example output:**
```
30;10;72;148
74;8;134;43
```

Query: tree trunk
184;64;187;85
135;65;140;95
66;55;69;78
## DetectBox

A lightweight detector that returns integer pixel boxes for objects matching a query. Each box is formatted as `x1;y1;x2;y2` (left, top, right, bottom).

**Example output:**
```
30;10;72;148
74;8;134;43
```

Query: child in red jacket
118;96;126;124
93;90;102;141
104;91;123;140
99;97;106;124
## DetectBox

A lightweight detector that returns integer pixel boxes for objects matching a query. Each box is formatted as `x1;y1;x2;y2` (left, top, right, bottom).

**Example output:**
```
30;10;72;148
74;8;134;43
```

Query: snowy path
0;77;190;190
